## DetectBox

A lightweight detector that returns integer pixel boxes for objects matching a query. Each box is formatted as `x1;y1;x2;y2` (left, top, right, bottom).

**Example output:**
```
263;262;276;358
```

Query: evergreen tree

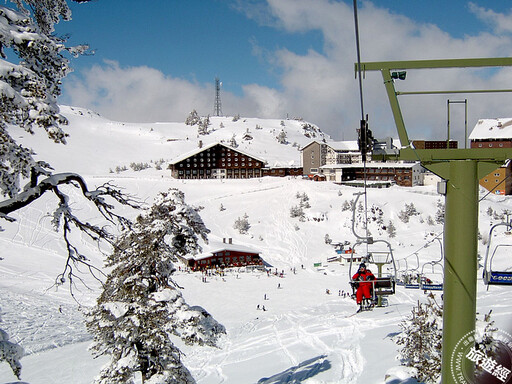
229;134;238;148
233;213;250;234
395;294;444;384
197;115;210;135
395;294;497;384
276;130;287;144
185;110;201;126
86;189;225;384
435;200;445;224
386;220;396;238
0;308;24;380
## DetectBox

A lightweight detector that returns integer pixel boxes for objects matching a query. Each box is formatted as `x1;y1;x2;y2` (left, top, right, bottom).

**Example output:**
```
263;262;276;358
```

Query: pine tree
86;189;225;384
229;134;238;148
197;115;210;135
185;110;201;126
0;307;24;380
395;294;443;384
276;130;287;144
395;294;497;384
386;220;396;238
233;213;250;234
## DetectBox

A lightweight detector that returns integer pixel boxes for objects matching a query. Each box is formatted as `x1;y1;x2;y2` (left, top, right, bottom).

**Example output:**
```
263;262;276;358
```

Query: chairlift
420;261;444;291
349;240;397;306
347;192;397;307
400;253;421;289
483;222;512;286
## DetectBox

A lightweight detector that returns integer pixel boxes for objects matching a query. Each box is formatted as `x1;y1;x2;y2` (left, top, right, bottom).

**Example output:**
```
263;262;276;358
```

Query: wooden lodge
186;238;264;270
169;142;266;179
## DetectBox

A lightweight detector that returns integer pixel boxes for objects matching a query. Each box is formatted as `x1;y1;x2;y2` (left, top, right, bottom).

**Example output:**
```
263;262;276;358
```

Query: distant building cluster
167;118;512;194
469;118;512;195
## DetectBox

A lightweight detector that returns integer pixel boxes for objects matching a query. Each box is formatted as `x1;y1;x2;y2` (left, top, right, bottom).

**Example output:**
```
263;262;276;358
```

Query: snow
1;107;512;383
469;118;512;140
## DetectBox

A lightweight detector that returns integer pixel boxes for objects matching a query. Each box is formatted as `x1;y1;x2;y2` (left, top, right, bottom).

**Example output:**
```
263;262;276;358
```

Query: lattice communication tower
214;77;222;116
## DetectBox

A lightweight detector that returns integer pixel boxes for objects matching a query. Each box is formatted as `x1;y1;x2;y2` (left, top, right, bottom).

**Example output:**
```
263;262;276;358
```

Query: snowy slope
11;106;328;176
1;109;512;384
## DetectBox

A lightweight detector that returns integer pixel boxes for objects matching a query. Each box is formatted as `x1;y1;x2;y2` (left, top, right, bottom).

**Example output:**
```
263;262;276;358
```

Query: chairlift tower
355;57;512;384
214;77;222;117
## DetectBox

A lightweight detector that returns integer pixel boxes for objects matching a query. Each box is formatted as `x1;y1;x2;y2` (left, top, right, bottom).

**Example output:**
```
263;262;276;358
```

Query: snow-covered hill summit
14;106;330;176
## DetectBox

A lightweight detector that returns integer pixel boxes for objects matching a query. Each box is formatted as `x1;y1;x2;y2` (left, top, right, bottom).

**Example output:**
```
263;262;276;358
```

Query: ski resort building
301;140;361;175
469;118;512;195
186;238;264;270
169;142;266;179
320;161;423;187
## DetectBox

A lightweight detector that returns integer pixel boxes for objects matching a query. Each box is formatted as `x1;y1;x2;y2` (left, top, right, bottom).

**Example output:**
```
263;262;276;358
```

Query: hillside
13;106;329;176
1;107;512;384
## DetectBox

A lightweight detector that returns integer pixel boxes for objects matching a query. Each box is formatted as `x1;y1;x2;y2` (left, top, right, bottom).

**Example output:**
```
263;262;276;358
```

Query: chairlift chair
483;222;512;286
420;261;444;291
349;239;397;306
401;253;421;289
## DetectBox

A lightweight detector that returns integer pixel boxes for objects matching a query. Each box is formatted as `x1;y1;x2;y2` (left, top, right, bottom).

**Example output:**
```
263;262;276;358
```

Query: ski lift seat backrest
483;222;512;287
485;271;512;285
373;277;395;295
367;251;392;265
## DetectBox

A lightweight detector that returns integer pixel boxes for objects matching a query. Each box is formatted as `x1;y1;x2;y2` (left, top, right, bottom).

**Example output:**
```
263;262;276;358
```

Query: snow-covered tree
233;213;250;234
395;294;443;384
86;189;225;384
0;307;24;380
435;200;445;224
197;115;210;135
0;0;142;292
386;220;396;238
229;134;238;148
290;205;305;221
185;110;201;126
276;129;288;144
395;294;497;384
398;202;420;223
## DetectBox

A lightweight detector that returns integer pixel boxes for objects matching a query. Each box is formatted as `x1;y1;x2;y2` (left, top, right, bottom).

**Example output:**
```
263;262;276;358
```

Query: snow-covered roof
170;142;266;165
267;160;301;168
328;140;359;151
186;240;261;261
302;140;360;152
469;118;512;140
320;161;420;169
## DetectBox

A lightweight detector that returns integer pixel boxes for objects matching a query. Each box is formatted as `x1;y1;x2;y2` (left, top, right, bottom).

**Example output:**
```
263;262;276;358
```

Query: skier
352;262;375;312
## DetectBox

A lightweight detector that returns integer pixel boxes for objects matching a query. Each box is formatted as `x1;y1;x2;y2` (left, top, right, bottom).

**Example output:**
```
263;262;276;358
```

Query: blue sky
55;0;512;141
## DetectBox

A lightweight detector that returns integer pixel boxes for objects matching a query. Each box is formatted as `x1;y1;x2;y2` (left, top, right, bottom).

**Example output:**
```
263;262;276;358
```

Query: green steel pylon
354;57;512;383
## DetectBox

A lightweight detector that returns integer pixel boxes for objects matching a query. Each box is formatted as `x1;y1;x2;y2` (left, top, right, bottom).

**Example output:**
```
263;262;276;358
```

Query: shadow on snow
257;355;331;384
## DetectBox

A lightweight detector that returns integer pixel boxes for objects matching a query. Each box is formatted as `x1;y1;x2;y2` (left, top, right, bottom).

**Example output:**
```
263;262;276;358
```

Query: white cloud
469;2;512;35
63;61;214;122
63;1;512;142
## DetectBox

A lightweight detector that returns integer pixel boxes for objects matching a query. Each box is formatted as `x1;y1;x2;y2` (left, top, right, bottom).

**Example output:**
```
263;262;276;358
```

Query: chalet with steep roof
169;142;266;179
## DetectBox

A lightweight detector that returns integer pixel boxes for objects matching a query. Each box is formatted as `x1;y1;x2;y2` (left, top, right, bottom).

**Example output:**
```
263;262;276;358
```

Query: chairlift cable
353;0;370;248
479;173;512;202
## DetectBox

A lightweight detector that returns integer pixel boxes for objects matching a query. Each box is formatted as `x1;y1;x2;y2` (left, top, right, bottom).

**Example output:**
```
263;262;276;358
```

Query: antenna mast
214;77;222;116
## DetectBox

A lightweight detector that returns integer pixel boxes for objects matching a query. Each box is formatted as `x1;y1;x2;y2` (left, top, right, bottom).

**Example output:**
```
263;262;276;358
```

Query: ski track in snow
0;288;91;356
183;294;391;384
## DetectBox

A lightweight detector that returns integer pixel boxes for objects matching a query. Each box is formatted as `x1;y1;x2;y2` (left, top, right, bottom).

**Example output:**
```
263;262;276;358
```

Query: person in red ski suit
352;263;375;306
